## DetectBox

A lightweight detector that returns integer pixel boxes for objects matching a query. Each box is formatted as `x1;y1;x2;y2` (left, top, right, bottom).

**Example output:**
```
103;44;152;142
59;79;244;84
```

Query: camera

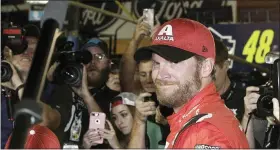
254;51;280;119
255;86;274;118
1;62;13;82
53;42;92;87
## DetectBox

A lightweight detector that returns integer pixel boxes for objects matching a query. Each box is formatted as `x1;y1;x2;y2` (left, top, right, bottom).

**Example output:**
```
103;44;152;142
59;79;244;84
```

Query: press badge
63;143;79;149
70;112;82;142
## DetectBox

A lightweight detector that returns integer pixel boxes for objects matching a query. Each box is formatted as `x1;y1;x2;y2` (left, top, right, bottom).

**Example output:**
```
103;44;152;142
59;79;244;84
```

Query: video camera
53;41;92;87
1;22;28;82
254;51;280;119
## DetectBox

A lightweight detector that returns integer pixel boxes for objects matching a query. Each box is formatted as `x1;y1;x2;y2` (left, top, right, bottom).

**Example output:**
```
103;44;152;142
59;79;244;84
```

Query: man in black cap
1;24;62;148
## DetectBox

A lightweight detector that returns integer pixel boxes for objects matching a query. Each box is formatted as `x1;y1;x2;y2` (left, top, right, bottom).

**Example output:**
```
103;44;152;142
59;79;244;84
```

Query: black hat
23;24;40;38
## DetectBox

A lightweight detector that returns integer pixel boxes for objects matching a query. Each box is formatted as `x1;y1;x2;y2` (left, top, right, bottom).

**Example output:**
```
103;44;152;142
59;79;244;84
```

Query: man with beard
132;18;249;148
47;38;120;148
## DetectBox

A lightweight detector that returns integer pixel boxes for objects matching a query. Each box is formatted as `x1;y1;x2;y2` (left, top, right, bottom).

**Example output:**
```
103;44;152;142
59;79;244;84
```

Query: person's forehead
87;46;104;54
139;61;152;70
26;37;38;44
152;53;167;61
112;104;129;112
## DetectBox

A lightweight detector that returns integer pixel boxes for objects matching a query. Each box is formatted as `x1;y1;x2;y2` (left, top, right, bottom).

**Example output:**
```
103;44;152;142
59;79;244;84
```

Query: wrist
135;112;146;124
243;110;252;118
130;38;141;46
80;90;91;99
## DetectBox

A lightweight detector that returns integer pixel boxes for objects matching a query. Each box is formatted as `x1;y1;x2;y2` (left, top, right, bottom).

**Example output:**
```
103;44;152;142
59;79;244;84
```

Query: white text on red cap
155;24;174;41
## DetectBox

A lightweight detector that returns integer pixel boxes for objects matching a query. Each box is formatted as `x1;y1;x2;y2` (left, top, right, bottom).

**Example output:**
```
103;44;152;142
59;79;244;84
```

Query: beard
87;67;110;88
155;68;201;108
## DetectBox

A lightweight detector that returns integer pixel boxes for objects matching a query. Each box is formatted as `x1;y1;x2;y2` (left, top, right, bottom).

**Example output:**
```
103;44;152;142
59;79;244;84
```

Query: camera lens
95;119;100;124
262;96;273;110
256;94;274;118
60;65;81;86
1;62;13;82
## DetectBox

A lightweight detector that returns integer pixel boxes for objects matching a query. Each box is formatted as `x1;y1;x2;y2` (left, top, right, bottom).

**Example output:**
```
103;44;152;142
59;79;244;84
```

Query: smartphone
143;8;154;29
89;112;106;144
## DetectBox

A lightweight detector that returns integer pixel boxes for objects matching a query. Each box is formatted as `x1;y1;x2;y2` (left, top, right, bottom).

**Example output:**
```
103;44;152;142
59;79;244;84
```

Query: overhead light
26;0;49;4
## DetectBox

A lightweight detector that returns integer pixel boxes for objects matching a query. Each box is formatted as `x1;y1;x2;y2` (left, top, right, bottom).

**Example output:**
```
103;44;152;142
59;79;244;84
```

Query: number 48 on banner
242;29;274;64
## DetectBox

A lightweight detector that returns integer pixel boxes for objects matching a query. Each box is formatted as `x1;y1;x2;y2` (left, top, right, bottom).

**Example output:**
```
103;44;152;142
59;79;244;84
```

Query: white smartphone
89;112;106;144
143;8;154;29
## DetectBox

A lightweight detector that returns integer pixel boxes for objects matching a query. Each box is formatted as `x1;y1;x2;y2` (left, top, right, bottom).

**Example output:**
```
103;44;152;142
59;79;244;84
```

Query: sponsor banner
209;23;279;72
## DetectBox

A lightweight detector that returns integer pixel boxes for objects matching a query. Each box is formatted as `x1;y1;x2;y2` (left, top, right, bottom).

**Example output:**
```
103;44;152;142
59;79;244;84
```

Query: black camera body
254;52;280;119
255;86;274;118
1;22;28;55
53;46;92;87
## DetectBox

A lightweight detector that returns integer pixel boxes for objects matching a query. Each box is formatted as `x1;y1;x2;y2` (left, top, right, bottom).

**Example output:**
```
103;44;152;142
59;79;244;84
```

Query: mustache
155;79;179;86
87;65;98;71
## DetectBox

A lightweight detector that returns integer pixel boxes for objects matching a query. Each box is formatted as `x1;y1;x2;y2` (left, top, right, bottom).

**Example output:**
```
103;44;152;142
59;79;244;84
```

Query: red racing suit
165;83;249;149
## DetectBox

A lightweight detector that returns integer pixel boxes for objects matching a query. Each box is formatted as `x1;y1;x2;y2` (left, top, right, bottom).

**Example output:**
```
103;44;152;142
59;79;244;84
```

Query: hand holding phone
89;112;106;144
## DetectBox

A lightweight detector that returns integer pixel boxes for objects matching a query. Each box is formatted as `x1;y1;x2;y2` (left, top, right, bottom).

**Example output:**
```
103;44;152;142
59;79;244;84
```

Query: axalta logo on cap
155;24;174;41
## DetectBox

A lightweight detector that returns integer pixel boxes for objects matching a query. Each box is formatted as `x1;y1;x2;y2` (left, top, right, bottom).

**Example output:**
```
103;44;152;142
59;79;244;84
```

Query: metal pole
228;54;269;73
68;1;137;24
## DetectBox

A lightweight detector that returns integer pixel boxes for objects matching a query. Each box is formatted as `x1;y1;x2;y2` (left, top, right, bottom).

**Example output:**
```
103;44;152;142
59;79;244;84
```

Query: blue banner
208;23;279;72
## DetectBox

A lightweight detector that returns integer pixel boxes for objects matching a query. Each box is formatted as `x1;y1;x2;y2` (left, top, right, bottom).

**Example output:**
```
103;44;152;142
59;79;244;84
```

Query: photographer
242;87;280;148
242;51;280;148
1;25;62;148
48;38;119;148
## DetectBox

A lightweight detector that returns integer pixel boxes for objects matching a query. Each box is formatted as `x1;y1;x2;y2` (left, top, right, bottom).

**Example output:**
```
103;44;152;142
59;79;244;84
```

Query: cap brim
134;45;195;63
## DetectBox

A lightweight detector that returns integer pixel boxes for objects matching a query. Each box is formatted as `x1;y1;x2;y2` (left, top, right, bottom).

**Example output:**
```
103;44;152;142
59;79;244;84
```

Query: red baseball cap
134;18;215;63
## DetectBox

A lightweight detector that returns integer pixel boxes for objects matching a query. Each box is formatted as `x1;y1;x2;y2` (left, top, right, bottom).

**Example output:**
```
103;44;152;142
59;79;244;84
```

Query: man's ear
108;59;113;68
200;58;215;78
223;60;231;70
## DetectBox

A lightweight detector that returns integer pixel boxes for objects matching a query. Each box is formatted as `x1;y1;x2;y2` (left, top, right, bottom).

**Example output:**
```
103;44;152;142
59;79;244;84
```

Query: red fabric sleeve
174;122;232;149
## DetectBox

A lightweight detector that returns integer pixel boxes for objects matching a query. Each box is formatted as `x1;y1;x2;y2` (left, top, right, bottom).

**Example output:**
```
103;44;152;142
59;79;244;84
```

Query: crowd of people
1;17;280;149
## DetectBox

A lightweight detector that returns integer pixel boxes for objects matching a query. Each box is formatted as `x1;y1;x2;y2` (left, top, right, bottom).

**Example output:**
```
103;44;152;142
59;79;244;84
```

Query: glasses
91;53;106;62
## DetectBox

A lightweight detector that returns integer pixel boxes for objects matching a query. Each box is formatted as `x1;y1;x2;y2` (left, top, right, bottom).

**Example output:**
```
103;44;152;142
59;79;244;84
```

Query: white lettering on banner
157;0;203;20
134;0;204;21
82;3;106;26
208;27;236;68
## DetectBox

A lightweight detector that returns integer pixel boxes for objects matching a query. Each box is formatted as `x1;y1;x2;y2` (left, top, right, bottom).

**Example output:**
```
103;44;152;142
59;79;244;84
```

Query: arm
120;17;150;92
128;117;146;148
120;40;140;92
80;91;102;113
241;86;260;148
127;93;156;148
14;85;62;130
